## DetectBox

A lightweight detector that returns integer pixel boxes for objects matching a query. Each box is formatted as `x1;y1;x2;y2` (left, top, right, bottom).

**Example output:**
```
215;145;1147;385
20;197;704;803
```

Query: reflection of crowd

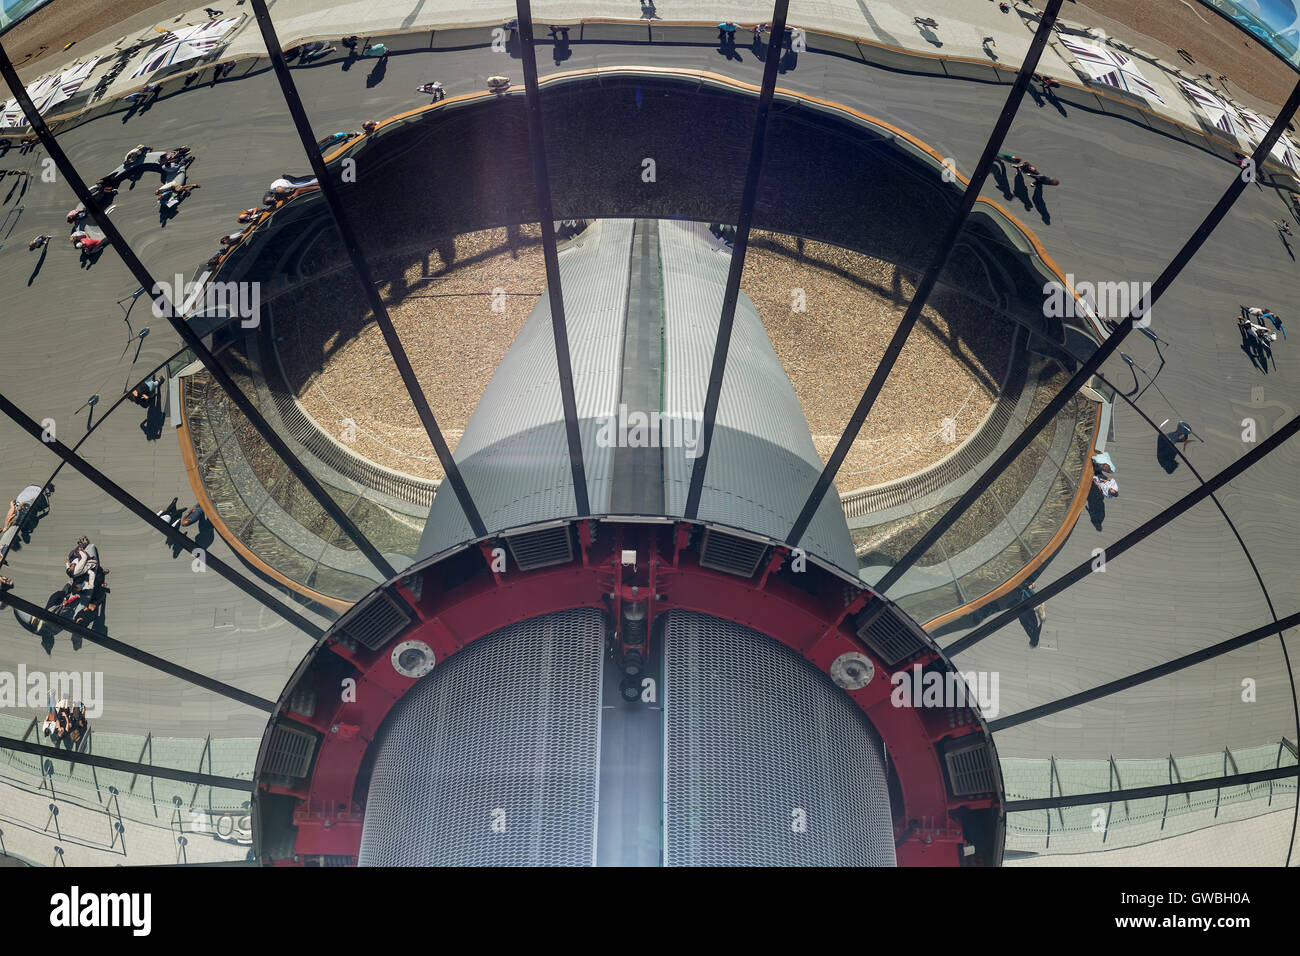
44;697;89;746
57;536;108;627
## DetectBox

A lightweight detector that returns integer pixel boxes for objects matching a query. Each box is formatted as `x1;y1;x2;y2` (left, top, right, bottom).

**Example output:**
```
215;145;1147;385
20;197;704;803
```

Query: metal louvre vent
662;610;896;866
697;529;768;577
504;526;574;571
358;608;604;866
337;588;415;651
855;606;927;666
263;722;318;780
942;737;998;797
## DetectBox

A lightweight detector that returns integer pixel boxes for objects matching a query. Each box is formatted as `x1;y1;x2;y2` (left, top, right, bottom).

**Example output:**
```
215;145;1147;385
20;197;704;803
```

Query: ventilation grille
698;529;768;577
662;610;896;866
942;737;998;797
504;526;574;571
359;608;604;866
263;722;318;780
855;606;927;666
337;588;415;651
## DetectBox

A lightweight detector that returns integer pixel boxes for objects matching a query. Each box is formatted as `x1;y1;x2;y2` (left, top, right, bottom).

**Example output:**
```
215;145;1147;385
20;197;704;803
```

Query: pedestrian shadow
1156;432;1180;474
170;517;214;559
1086;483;1108;530
1279;232;1295;261
1239;328;1272;372
1019;609;1042;647
1012;170;1032;210
990;161;1013;200
3;175;22;204
1032;182;1051;225
779;48;798;73
365;56;389;87
916;26;942;47
551;31;572;66
27;244;47;285
140;397;166;440
79;245;107;269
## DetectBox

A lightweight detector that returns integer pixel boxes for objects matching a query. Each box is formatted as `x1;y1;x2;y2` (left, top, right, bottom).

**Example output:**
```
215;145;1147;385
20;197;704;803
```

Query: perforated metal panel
358;608;604;866
662;610;896;866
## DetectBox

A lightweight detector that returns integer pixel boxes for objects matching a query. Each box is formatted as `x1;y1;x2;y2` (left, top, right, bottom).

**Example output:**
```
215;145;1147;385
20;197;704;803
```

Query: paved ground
0;4;1295;860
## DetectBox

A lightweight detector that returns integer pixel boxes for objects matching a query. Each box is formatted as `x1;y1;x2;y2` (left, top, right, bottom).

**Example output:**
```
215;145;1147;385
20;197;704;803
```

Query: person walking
28;234;51;250
1246;305;1285;341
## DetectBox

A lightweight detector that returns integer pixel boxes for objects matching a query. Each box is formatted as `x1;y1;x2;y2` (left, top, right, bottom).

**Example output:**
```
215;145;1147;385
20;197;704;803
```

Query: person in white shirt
1092;472;1119;498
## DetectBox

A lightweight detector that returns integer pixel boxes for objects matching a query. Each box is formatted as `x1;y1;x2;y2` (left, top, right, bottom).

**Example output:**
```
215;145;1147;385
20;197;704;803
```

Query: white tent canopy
1059;36;1166;105
1178;80;1250;140
44;57;102;112
1;57;102;128
0;71;59;128
132;16;241;78
1237;106;1300;172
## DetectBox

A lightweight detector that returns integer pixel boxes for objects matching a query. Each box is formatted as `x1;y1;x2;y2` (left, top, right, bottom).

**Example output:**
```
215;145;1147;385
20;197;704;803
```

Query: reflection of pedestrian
1091;467;1119;498
1020;583;1046;624
914;17;938;28
1171;421;1193;451
28;234;51;250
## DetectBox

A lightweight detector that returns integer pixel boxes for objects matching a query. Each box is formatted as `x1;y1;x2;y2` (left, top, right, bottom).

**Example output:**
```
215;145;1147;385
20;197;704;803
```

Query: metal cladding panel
658;220;857;574
358;608;605;866
662;610;896;866
419;221;631;557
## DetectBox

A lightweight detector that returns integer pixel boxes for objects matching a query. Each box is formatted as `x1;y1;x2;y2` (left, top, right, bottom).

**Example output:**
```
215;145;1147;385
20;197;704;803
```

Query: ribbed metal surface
662;609;896;866
358;608;605;866
657;220;858;576
419;220;631;557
